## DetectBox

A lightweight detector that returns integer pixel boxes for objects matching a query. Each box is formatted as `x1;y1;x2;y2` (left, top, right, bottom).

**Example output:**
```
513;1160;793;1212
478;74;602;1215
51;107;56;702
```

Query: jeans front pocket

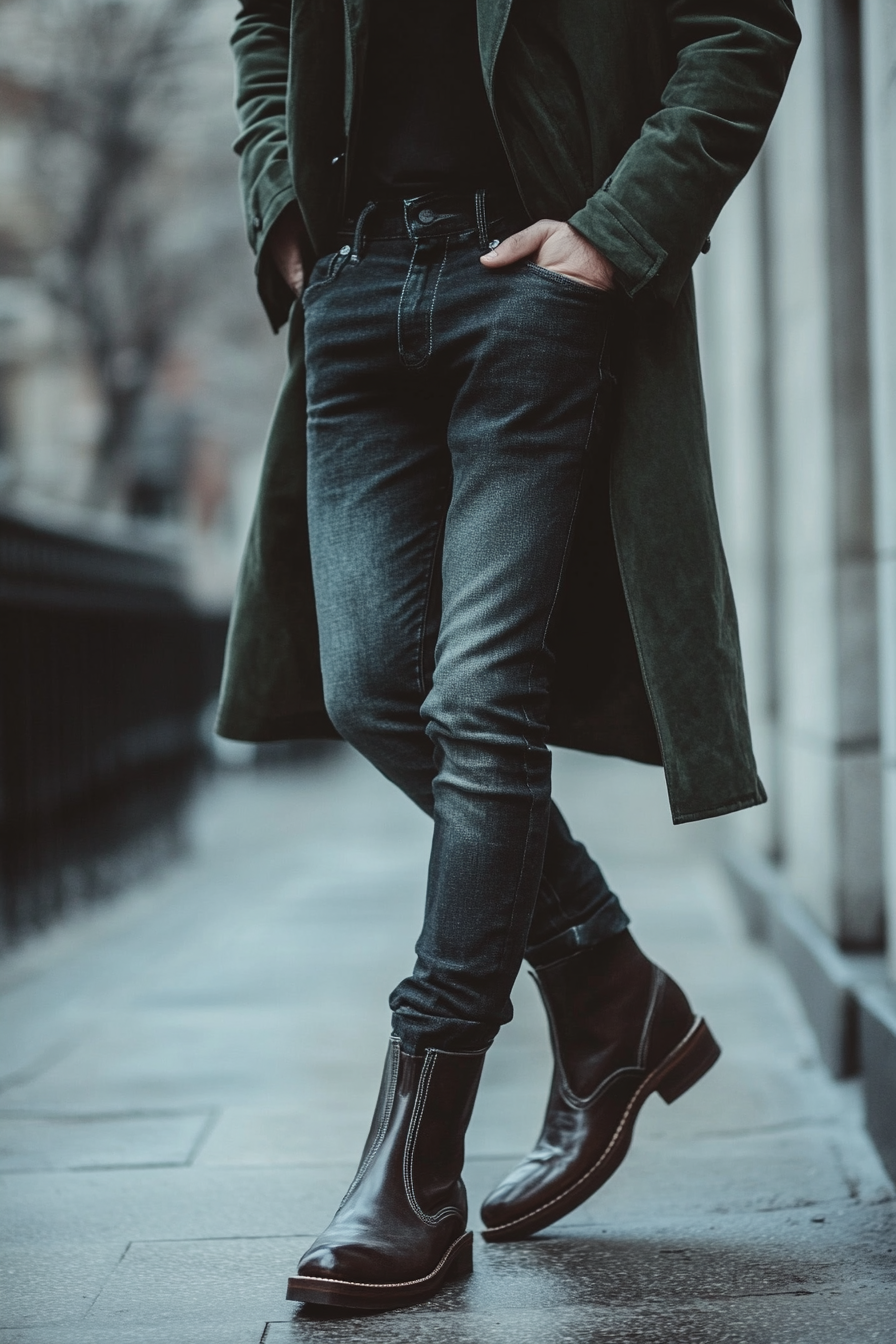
524;262;613;300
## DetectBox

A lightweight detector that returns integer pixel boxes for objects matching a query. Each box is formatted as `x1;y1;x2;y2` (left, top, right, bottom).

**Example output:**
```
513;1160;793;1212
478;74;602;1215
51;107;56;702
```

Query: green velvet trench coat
216;0;800;824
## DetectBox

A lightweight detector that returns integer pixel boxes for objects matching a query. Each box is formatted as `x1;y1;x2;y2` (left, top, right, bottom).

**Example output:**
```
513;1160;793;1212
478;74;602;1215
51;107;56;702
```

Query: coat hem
671;787;767;827
214;709;339;743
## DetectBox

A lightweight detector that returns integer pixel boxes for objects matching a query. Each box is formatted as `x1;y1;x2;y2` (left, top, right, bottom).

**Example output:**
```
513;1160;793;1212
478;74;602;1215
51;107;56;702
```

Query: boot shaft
341;1037;486;1225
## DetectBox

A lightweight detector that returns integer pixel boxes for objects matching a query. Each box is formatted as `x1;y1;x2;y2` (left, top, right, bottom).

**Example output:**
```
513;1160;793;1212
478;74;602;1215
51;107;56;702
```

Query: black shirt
350;0;521;206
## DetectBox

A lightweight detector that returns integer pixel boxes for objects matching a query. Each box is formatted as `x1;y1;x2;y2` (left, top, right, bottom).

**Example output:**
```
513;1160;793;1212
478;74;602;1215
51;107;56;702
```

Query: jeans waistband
337;190;527;259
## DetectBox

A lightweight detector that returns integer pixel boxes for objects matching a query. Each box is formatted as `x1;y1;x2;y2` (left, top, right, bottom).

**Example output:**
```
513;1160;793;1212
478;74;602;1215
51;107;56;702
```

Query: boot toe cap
480;1157;557;1228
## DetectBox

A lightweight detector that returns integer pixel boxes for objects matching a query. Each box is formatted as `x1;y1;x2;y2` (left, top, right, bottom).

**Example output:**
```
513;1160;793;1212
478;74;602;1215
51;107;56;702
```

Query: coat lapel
477;0;514;90
342;0;370;130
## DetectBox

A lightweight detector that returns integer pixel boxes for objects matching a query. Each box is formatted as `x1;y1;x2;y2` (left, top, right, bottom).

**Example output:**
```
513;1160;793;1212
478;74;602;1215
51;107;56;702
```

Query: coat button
418;208;435;223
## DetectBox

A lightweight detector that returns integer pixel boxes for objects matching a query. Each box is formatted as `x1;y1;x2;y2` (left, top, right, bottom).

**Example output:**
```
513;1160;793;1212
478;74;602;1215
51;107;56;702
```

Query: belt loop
475;190;488;251
351;201;378;262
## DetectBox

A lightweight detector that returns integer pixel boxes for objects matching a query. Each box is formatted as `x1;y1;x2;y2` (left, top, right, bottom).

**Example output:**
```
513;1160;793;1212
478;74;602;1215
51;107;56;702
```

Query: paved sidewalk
1;746;894;1343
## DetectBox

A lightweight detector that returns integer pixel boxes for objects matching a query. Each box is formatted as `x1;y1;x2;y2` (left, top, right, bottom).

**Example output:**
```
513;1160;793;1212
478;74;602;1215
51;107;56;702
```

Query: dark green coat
217;0;800;824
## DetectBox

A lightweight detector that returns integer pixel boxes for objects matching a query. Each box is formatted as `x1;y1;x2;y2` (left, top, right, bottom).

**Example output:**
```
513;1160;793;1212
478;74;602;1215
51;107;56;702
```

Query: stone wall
696;0;896;1172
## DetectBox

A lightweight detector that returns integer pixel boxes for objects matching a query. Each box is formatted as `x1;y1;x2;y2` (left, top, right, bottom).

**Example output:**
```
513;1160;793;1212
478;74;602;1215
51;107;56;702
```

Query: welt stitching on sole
485;1017;707;1234
289;1234;470;1292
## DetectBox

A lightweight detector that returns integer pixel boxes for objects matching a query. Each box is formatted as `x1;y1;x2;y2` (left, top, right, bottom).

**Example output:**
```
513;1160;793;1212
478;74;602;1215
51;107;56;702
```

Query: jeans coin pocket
302;247;351;305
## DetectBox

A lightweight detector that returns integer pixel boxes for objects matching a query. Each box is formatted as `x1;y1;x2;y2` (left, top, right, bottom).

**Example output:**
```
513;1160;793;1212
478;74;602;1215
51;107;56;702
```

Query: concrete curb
858;983;896;1185
722;846;896;1184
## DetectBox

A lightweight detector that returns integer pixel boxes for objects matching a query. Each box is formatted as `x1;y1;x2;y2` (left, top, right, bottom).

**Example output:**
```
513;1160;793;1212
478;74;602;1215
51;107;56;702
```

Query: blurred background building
0;0;286;600
697;0;896;1178
0;0;286;940
0;0;893;1179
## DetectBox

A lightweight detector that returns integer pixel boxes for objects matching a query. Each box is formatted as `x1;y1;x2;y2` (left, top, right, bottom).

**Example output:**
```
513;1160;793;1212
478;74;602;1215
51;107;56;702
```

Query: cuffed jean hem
524;899;631;970
390;1008;500;1056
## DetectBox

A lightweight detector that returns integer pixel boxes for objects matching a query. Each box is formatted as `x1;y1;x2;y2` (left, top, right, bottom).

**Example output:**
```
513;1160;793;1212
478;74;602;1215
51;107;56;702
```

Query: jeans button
418;208;435;224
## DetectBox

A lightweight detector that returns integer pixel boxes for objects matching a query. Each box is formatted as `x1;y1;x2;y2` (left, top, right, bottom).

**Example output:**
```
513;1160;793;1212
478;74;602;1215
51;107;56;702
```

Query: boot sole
481;1016;720;1243
285;1230;474;1311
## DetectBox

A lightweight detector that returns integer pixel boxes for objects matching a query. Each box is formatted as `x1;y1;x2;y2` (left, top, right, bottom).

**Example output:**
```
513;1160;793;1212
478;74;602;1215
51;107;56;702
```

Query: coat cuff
569;190;667;300
249;180;298;333
245;158;296;254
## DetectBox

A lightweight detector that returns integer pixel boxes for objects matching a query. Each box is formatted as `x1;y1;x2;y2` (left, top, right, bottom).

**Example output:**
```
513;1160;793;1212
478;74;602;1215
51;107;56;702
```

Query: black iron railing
0;505;229;938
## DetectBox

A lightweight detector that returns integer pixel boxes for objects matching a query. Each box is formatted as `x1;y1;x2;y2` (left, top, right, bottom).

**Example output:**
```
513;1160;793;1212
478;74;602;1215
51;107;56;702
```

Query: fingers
480;219;556;267
286;256;305;297
271;241;304;296
267;202;306;294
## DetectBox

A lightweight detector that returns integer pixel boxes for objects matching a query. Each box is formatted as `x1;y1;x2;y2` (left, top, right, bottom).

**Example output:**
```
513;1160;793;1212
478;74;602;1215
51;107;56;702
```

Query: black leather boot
287;1037;486;1310
480;930;720;1241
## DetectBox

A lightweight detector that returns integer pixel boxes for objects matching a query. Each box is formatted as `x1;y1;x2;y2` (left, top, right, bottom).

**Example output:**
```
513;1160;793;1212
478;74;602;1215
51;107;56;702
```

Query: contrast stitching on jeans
524;261;611;298
403;1051;463;1225
484;1018;705;1234
475;190;488;251
292;1233;470;1290
423;240;449;366
396;240;422;363
398;239;449;370
339;1038;400;1207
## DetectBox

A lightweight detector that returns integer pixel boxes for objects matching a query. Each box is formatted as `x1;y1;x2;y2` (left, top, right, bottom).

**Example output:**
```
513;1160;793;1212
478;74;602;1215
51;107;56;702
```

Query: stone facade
697;0;896;1165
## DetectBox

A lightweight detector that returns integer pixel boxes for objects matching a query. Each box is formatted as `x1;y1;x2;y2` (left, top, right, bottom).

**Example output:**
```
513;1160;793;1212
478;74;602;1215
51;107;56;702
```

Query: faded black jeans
303;191;629;1052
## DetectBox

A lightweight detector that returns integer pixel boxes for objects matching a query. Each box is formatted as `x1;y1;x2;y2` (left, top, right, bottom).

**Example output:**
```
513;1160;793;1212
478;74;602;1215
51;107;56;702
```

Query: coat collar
342;0;514;94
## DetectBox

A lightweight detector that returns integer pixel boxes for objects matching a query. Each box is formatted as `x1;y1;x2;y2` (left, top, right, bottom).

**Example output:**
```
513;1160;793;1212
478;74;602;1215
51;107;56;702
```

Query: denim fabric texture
303;193;629;1052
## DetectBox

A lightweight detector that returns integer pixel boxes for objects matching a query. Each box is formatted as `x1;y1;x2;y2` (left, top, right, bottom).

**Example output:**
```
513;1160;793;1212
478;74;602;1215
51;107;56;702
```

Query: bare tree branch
6;0;212;498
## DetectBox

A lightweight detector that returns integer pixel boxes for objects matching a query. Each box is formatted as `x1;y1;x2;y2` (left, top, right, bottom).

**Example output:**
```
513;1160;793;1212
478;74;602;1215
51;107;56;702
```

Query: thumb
480;220;554;267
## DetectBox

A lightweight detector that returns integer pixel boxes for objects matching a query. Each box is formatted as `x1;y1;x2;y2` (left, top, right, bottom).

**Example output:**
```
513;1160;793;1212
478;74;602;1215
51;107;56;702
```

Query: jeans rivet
488;239;500;250
339;245;351;255
418;208;436;224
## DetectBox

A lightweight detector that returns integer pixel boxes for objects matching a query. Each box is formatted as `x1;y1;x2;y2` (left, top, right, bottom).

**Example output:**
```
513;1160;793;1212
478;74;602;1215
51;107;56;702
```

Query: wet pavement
1;746;894;1343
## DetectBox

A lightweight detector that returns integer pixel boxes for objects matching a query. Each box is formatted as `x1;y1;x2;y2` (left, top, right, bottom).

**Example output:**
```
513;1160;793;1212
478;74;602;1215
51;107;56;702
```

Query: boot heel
656;1018;721;1104
446;1232;474;1282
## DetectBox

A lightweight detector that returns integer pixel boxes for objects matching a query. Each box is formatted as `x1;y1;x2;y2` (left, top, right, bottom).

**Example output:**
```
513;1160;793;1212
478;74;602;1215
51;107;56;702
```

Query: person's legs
297;201;717;1297
304;213;627;1041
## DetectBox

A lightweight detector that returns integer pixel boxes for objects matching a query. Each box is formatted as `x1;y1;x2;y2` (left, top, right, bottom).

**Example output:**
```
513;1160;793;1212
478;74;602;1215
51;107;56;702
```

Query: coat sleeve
568;0;801;305
232;0;297;330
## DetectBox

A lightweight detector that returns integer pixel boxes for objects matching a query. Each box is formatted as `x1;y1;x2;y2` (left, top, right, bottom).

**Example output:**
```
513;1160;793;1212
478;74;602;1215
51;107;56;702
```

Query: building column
861;0;896;975
764;0;881;948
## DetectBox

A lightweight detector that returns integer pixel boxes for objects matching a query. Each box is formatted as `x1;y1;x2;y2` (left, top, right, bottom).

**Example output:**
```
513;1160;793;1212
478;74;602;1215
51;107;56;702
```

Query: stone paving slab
0;1109;213;1172
0;1239;125;1331
0;747;894;1342
1;1165;358;1244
